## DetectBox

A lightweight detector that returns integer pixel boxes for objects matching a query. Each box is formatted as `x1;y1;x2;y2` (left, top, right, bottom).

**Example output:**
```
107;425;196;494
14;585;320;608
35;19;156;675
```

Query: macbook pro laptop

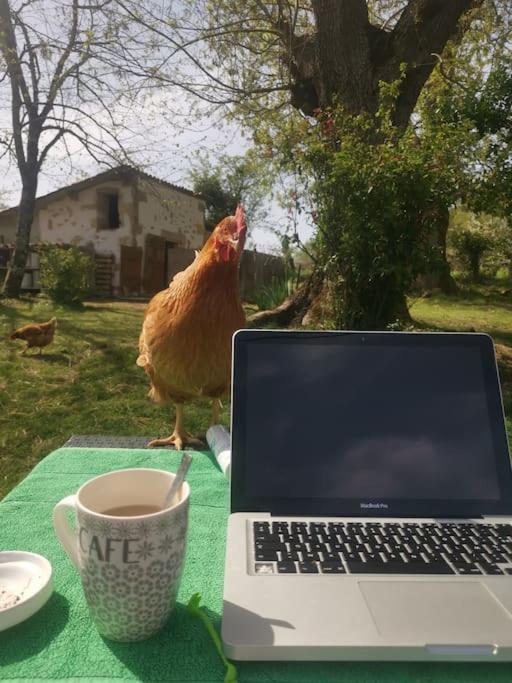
222;330;512;661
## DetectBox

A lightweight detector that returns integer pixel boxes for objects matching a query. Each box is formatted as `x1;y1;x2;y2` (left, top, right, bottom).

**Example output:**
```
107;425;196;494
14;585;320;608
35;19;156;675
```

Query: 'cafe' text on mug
79;528;141;563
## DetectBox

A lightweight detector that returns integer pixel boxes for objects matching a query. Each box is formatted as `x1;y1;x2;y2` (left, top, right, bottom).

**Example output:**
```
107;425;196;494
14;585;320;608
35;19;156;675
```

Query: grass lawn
1;281;512;500
410;281;512;436
0;296;230;499
410;282;512;347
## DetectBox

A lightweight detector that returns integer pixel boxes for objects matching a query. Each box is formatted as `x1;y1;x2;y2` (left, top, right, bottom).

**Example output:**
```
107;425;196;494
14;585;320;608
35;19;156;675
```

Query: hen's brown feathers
10;317;57;349
137;224;245;406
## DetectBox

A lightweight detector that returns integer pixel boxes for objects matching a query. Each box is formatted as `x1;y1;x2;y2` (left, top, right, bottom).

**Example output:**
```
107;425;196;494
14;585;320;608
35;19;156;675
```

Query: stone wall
137;178;205;250
0;173;206;295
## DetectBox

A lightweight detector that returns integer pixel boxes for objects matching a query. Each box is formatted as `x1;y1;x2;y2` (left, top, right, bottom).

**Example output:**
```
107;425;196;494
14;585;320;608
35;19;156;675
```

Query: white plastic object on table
0;551;53;631
206;425;231;479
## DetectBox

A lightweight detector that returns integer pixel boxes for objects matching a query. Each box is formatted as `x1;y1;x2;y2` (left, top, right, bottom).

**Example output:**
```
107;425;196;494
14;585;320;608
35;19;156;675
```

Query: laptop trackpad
359;581;512;641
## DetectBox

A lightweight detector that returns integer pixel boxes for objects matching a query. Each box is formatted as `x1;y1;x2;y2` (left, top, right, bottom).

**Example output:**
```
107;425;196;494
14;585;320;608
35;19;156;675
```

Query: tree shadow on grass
24;352;72;364
411;285;512;312
412;316;512;347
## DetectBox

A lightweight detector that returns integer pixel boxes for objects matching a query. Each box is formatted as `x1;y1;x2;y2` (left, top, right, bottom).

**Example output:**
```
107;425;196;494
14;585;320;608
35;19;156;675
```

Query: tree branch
41;0;81;117
12;6;39;108
37;127;65;168
0;0;29;169
383;0;484;128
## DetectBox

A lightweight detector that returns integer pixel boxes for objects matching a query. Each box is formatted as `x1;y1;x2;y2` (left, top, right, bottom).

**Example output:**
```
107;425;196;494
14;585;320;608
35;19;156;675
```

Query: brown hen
137;205;247;449
10;317;57;355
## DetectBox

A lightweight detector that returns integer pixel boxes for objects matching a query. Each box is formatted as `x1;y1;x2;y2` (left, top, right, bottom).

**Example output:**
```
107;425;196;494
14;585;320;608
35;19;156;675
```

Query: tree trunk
418;204;458;294
470;254;481;283
2;170;38;298
311;0;377;114
341;274;411;330
271;0;482;329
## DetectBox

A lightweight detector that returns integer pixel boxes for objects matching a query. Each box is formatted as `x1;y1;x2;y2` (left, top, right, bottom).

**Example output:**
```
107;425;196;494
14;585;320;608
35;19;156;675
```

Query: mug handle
53;494;80;568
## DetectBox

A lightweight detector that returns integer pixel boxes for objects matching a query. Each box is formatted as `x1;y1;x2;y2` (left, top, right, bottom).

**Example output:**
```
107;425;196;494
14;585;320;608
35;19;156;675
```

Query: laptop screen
231;331;512;517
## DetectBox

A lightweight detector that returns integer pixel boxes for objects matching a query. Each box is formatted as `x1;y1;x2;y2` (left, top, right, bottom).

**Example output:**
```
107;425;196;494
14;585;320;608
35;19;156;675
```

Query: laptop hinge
413;515;484;520
268;513;485;519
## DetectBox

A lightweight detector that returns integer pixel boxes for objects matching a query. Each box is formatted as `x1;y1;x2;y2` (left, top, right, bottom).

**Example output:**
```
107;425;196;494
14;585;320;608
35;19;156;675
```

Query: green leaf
187;593;238;683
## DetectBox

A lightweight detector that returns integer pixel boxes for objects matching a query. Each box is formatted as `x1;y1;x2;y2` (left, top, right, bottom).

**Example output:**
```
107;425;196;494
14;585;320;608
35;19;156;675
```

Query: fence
0;246;40;290
166;246;285;300
0;244;285;302
239;249;285;301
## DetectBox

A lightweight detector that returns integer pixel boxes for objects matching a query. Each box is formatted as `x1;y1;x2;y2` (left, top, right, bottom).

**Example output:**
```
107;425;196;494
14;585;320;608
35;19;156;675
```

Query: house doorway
143;234;167;295
120;245;142;295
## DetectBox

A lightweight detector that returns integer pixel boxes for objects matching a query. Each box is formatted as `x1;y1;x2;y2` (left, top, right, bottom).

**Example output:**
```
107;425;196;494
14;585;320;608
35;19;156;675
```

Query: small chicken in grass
10;317;57;355
137;205;247;450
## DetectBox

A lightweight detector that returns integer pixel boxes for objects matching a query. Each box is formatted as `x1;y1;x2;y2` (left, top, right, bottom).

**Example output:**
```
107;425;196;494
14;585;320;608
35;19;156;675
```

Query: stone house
0;165;206;296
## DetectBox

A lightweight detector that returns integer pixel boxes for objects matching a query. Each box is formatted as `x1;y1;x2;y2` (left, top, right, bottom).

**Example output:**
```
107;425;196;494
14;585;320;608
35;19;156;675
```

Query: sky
0;96;312;254
0;0;318;255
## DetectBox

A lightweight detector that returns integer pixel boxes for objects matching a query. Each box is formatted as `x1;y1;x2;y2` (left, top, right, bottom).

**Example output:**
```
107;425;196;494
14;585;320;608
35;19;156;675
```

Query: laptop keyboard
252;520;512;575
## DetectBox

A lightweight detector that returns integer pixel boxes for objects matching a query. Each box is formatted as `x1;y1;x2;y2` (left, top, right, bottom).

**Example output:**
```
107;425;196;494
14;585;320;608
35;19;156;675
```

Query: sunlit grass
409;282;512;346
2;281;512;499
0;297;230;499
409;280;512;436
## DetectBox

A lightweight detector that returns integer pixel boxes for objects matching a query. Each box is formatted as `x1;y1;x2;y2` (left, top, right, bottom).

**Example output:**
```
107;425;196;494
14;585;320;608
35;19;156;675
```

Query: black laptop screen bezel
230;329;512;517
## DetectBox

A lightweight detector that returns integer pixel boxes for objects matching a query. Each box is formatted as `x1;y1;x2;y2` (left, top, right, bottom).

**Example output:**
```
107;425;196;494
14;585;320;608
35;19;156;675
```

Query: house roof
0;165;203;218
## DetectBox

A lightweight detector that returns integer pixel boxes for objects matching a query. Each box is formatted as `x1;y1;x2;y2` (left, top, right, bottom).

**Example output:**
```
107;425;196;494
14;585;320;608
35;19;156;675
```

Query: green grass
2;281;512;500
248;277;290;311
409;282;512;346
0;296;229;499
409;280;512;436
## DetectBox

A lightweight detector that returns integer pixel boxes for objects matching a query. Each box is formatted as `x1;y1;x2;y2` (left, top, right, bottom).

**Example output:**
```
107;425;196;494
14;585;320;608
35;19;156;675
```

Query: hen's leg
211;398;222;425
148;403;204;450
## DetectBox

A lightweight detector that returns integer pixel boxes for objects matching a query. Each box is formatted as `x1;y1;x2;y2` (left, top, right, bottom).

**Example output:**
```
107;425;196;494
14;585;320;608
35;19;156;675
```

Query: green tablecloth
1;447;512;682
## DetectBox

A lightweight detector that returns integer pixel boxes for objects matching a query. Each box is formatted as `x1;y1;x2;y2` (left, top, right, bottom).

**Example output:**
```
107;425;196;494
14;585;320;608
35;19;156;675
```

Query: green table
1;447;511;682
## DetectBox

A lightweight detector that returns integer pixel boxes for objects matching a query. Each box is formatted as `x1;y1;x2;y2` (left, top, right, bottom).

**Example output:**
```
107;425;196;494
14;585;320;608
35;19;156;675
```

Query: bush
251;277;290;310
303;107;469;328
450;229;492;282
38;245;94;305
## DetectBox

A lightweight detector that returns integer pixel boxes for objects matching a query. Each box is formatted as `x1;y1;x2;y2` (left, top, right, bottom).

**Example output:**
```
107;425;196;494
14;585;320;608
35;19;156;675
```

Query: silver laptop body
222;330;512;661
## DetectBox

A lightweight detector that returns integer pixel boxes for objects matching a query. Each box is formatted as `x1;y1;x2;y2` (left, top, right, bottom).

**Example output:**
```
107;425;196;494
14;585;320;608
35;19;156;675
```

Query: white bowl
0;551;53;631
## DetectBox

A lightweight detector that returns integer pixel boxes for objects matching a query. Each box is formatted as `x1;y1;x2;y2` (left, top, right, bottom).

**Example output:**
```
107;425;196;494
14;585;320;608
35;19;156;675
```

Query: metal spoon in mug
162;453;193;509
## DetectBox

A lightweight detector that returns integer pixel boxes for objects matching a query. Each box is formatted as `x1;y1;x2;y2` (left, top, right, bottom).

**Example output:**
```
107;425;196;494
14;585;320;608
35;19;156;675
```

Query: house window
97;191;120;230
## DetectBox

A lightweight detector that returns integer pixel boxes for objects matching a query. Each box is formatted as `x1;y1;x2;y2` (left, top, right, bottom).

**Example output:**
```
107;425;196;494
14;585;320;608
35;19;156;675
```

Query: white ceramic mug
53;468;190;641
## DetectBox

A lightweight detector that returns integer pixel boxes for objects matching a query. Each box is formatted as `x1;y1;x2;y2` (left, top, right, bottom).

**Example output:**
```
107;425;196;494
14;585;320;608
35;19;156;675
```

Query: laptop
222;329;512;661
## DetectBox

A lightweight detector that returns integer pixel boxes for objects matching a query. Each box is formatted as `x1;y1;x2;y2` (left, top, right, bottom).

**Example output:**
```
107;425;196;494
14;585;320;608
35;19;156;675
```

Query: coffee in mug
101;504;162;516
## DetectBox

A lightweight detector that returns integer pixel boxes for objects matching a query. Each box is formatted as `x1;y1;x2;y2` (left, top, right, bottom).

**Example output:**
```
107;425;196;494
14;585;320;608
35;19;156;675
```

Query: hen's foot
148;431;205;450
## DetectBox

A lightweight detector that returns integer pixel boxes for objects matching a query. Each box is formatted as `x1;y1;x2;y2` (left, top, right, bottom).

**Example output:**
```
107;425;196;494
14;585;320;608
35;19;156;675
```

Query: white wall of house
0;173;206;294
137;178;205;249
0;212;42;244
36;179;134;292
38;179;132;248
